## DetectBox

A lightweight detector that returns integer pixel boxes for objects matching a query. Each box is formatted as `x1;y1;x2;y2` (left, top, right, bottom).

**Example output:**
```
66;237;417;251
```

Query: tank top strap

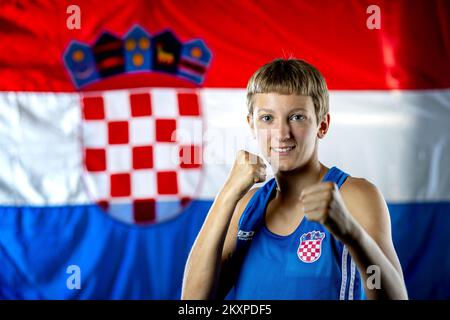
236;179;277;250
323;166;349;189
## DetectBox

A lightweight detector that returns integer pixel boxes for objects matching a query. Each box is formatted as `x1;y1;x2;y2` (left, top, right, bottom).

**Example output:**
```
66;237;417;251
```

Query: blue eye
290;114;305;121
260;115;273;122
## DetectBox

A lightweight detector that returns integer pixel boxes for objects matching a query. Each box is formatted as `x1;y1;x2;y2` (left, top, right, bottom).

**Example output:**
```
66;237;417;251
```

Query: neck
274;158;327;203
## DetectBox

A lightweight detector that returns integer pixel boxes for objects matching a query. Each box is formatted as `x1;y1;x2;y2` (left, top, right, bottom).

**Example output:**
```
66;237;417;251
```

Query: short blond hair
246;59;329;123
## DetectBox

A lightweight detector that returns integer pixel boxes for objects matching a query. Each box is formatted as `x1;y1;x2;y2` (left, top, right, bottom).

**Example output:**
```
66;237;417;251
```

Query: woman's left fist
300;181;356;243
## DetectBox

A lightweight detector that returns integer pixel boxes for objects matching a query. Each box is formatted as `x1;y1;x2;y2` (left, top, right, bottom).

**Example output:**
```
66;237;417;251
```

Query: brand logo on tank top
297;231;326;263
237;230;255;241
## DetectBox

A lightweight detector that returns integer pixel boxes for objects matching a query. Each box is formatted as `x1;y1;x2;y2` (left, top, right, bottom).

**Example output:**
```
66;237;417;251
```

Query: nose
273;119;291;141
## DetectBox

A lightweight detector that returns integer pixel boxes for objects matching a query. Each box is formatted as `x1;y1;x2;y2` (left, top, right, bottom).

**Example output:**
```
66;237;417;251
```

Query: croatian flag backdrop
0;0;449;299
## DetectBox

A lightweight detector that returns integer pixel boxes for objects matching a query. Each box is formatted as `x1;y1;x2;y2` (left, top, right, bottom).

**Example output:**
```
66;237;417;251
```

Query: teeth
272;146;294;152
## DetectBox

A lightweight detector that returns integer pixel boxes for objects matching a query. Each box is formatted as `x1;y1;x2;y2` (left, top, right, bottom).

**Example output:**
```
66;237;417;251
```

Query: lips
271;146;295;153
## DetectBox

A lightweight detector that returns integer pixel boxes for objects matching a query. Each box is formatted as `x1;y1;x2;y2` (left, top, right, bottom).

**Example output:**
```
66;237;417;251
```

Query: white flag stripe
0;88;449;205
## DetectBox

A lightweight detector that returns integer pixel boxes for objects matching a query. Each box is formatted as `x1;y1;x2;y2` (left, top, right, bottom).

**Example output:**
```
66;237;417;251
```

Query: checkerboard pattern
297;240;323;263
81;89;203;224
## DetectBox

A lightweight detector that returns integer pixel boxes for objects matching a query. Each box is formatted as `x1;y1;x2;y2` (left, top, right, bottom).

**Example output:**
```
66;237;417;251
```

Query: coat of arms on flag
297;231;325;263
64;25;212;225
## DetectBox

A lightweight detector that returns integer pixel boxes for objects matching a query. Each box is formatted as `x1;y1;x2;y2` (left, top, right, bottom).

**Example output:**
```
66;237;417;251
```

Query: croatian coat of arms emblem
297;230;326;263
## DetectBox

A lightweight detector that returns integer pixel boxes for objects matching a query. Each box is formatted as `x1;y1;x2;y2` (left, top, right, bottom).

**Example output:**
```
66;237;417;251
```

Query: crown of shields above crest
64;25;212;88
81;88;204;225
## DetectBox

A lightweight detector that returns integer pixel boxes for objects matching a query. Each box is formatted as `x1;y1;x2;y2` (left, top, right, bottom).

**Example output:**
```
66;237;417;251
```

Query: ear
247;113;256;139
317;113;330;139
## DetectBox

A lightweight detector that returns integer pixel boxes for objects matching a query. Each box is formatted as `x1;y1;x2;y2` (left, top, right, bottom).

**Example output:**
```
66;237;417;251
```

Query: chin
269;160;296;173
277;165;297;173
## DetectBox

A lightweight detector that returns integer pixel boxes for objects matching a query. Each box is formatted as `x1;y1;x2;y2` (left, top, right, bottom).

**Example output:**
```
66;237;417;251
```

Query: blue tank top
230;166;365;300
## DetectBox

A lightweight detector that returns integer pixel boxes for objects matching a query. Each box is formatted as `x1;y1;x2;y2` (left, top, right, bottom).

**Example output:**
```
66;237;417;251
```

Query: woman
182;59;408;300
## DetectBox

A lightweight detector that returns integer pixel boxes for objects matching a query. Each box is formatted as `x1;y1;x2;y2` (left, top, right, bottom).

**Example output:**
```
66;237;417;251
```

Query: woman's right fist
224;150;267;198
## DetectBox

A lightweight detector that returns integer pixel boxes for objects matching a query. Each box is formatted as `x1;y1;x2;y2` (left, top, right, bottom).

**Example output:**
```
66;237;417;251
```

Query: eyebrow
256;107;309;113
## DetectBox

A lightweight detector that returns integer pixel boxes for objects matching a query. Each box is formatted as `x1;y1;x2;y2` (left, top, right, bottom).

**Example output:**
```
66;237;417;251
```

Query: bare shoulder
339;176;392;245
339;176;405;278
340;176;380;198
339;176;386;214
339;176;391;240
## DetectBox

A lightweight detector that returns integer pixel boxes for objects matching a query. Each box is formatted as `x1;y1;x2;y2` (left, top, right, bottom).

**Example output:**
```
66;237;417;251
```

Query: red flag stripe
0;0;448;91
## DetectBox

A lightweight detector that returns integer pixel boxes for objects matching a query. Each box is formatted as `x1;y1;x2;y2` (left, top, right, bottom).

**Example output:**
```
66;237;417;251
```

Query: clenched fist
224;150;267;199
300;181;357;243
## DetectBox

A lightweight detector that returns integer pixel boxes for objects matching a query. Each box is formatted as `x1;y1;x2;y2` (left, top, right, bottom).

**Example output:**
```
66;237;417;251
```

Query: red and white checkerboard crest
297;231;326;263
80;88;204;225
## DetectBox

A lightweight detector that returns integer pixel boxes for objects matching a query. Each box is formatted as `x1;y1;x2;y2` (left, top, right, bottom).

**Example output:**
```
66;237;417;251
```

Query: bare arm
181;186;242;299
181;151;265;300
341;179;408;299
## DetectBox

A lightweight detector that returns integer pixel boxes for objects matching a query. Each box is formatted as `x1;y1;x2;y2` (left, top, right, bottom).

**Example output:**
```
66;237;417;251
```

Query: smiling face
248;93;329;172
